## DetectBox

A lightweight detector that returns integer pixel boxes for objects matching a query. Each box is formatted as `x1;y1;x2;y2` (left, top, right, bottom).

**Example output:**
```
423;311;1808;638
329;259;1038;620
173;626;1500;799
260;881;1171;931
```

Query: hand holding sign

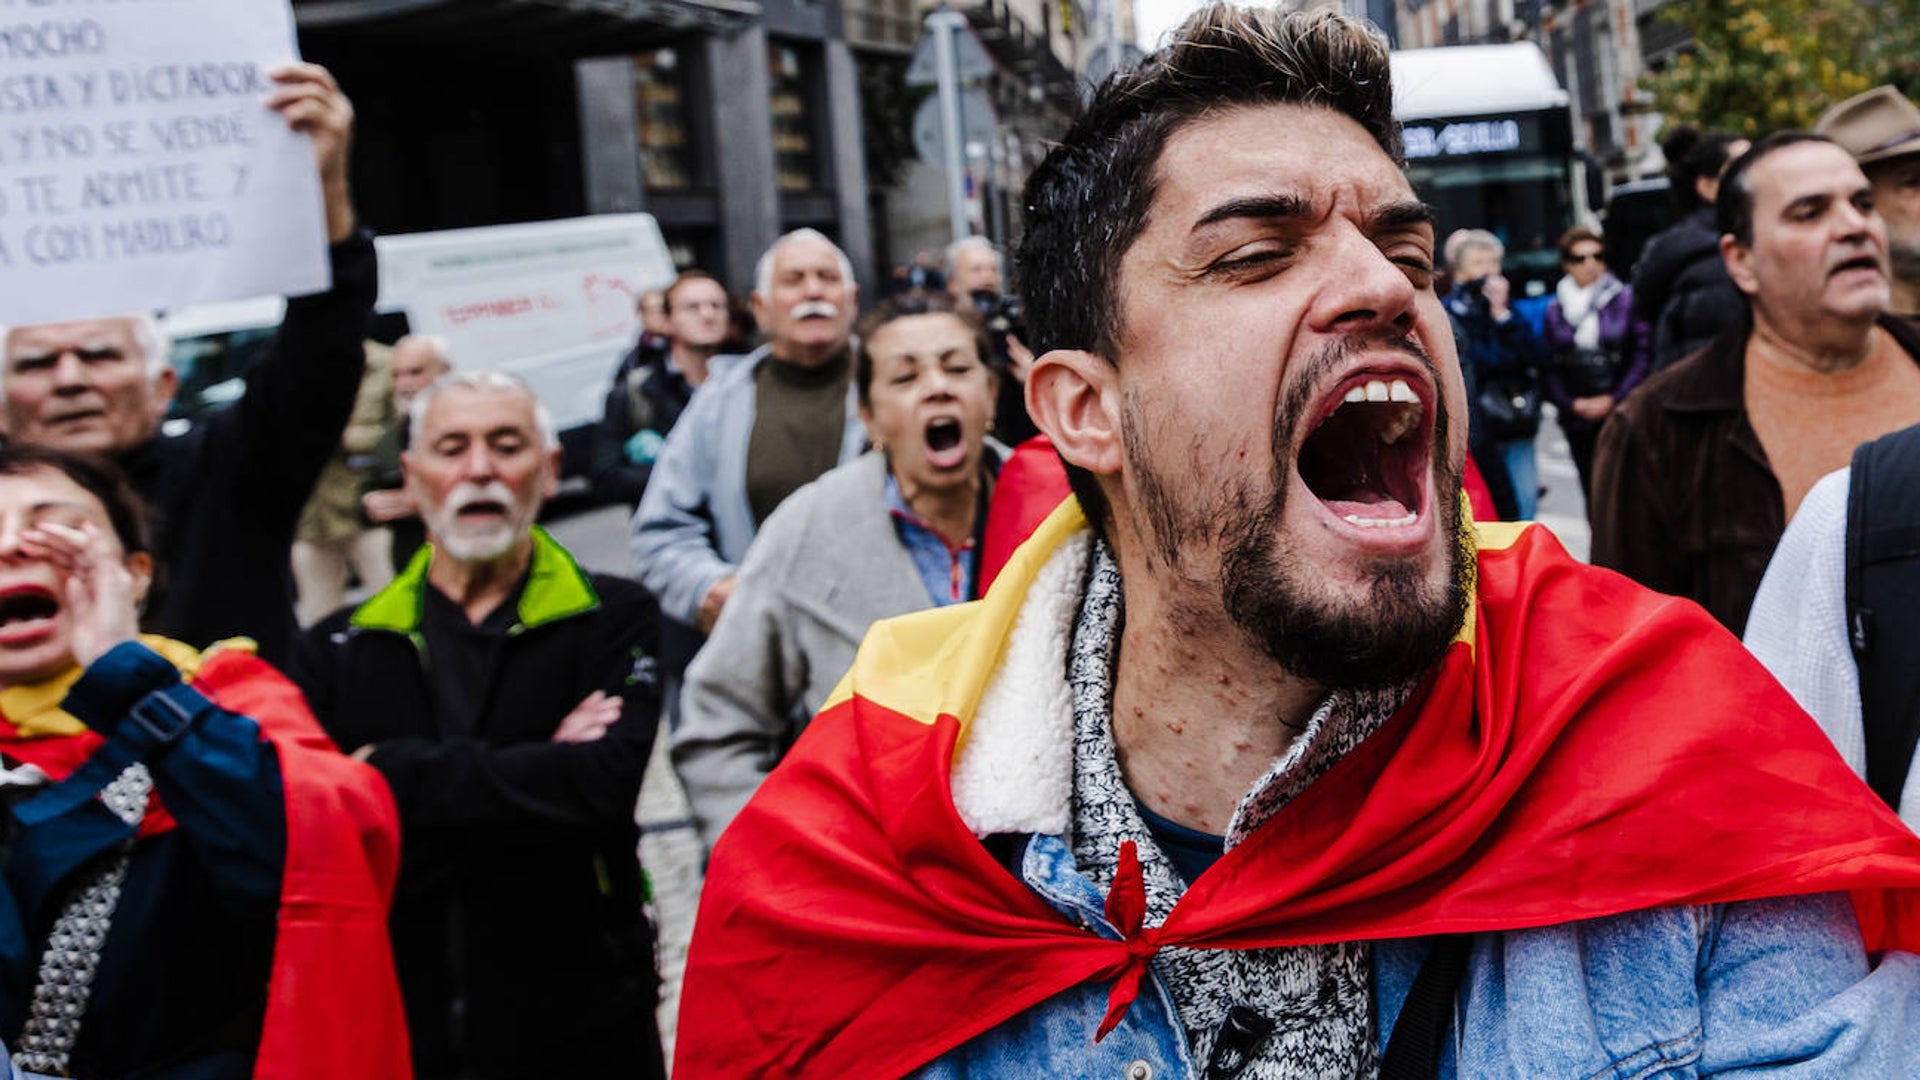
0;0;339;324
264;62;354;243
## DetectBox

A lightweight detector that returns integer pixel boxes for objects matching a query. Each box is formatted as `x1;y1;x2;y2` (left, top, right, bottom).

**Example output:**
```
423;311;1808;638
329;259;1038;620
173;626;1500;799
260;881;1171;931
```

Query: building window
769;42;822;193
635;46;700;191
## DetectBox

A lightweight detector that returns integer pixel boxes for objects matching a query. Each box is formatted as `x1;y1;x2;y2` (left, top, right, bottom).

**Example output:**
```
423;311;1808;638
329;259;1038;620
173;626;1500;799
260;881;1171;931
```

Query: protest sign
377;214;679;428
0;0;327;324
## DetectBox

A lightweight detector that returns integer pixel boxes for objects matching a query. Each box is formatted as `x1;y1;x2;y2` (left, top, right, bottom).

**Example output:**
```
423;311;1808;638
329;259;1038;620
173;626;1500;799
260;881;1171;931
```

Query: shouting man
677;8;1920;1078
292;372;666;1079
1592;133;1920;634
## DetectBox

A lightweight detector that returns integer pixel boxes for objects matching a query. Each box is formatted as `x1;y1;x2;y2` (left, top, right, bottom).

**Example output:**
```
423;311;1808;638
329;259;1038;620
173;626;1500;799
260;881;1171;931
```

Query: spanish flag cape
678;501;1920;1079
0;638;411;1079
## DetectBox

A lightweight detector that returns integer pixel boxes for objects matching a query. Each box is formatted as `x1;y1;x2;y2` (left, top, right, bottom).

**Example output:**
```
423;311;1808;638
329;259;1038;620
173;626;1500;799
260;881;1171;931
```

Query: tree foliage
1641;0;1920;137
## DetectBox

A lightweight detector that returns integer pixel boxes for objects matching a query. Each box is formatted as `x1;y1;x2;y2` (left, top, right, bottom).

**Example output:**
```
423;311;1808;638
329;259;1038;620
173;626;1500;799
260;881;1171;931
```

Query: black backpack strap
1845;424;1920;811
1379;934;1472;1080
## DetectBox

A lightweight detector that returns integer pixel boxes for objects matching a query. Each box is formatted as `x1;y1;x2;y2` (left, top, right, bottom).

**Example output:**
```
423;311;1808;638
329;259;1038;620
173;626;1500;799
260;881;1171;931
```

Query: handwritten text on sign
0;1;328;324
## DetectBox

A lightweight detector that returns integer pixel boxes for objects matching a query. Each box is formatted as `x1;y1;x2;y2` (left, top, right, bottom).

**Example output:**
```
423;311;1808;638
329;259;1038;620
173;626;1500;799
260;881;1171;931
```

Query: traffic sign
913;89;998;169
906;14;996;86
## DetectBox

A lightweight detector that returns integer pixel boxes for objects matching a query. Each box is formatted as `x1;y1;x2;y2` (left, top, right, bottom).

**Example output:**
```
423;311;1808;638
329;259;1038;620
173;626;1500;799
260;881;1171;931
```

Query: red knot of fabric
1095;840;1162;1041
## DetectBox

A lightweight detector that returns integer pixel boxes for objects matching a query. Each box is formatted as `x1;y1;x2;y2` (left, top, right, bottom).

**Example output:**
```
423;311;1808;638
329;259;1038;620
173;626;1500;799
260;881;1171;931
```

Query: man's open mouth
1831;254;1882;278
455;499;508;520
1296;374;1430;528
0;585;59;645
923;416;966;470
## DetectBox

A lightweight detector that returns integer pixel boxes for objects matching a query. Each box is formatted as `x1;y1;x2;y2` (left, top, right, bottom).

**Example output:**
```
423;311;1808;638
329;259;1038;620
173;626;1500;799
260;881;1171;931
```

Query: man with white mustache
291;370;669;1079
630;229;866;733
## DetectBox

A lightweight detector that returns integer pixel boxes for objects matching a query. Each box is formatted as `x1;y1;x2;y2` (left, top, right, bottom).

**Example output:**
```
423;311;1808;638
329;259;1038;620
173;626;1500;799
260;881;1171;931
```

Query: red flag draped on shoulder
0;642;410;1079
194;649;412;1080
677;501;1920;1079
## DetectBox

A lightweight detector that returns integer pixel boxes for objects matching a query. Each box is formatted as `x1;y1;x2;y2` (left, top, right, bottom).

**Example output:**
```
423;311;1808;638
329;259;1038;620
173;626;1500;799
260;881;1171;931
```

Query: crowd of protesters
8;6;1920;1079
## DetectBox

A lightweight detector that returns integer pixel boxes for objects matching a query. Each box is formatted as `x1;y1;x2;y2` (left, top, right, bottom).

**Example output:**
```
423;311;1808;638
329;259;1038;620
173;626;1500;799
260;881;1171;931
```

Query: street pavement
1534;407;1592;562
543;418;1589;1067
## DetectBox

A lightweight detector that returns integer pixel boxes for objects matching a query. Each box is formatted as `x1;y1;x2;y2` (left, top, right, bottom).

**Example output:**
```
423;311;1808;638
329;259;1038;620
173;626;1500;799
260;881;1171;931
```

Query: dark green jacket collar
351;525;599;634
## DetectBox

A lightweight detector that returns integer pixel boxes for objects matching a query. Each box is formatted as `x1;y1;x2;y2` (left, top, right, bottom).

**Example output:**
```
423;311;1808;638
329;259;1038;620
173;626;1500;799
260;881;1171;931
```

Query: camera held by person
947;238;1039;443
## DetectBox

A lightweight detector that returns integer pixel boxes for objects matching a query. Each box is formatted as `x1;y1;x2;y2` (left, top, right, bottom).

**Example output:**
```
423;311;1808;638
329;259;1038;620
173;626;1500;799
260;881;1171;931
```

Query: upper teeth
1336;378;1423;444
1344;378;1419;404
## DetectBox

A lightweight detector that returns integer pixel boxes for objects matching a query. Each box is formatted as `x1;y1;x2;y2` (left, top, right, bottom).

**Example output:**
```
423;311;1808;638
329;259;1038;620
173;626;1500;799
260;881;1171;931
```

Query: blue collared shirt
884;473;977;607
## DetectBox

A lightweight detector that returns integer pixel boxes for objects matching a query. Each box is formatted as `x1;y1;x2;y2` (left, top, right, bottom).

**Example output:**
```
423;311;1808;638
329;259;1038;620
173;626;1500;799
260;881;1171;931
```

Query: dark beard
1126;335;1474;693
1220;478;1473;692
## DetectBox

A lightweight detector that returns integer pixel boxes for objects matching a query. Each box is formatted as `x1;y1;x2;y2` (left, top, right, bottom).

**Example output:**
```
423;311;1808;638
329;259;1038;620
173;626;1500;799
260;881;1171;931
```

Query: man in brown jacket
1591;132;1920;633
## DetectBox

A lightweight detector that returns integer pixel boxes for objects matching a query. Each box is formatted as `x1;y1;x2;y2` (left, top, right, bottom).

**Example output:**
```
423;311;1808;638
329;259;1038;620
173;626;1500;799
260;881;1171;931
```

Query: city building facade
293;0;875;293
842;0;1130;277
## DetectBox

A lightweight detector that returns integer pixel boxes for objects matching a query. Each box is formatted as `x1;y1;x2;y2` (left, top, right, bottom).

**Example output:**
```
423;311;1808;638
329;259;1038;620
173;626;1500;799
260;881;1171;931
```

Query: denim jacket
913;833;1920;1078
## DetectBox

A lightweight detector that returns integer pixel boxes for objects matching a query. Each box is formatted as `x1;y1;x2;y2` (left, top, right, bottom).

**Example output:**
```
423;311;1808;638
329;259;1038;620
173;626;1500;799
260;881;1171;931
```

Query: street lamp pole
928;7;972;242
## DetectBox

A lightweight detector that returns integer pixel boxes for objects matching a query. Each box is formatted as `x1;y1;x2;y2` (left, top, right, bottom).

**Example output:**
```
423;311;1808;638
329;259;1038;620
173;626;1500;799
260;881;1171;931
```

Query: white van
157;214;679;459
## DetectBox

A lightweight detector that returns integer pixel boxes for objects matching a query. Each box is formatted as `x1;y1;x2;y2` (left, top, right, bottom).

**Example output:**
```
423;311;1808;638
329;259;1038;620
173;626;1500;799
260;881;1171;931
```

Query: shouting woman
674;296;1005;850
0;445;405;1078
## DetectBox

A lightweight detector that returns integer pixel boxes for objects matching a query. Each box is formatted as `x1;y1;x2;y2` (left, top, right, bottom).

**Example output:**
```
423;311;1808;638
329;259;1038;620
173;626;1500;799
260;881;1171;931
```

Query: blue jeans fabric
914;833;1920;1078
1501;438;1539;520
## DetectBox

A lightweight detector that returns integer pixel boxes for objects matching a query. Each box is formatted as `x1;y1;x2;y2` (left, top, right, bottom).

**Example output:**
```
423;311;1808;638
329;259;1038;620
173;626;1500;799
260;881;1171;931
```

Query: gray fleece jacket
673;450;957;849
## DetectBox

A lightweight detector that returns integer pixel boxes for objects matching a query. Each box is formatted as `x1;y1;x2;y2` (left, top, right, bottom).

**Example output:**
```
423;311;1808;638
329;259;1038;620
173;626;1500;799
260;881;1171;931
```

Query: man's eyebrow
1782;191;1832;217
1192;193;1311;231
1368;201;1437;233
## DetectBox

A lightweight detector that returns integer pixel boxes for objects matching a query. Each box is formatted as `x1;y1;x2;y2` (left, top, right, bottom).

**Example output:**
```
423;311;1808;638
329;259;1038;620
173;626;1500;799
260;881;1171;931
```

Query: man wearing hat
1819;85;1920;318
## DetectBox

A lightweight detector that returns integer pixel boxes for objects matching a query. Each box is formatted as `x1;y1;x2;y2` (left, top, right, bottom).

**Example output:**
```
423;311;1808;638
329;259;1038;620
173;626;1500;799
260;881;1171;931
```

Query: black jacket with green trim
288;527;665;1079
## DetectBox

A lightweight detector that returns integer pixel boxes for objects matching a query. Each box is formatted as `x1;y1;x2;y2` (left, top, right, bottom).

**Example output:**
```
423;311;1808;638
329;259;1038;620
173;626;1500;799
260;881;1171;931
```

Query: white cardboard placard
0;0;327;324
377;214;680;428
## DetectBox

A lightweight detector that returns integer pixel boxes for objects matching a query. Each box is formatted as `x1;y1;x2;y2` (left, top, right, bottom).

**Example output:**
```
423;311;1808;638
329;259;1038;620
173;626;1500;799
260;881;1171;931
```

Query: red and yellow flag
0;644;410;1079
678;501;1920;1079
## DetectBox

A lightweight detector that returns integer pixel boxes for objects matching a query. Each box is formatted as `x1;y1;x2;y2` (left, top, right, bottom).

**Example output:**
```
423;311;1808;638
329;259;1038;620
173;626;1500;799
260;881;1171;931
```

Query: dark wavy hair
1015;3;1399;537
1663;125;1748;214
